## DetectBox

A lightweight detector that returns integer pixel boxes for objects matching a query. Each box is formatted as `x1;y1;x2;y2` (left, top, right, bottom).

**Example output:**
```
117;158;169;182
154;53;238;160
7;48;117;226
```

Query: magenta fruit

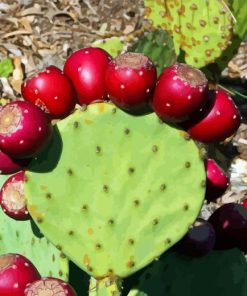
0;253;41;296
205;159;229;201
105;52;157;111
21;65;76;119
185;89;241;143
24;277;77;296
152;63;208;122
0;150;30;174
0;171;30;220
64;47;112;105
0;101;53;158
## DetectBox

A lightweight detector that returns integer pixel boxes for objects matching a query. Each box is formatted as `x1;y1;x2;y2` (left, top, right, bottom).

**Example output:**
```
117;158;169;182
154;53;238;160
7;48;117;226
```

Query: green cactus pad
144;0;233;67
93;37;125;57
128;29;177;75
0;174;69;279
25;102;205;279
230;0;247;38
126;249;247;296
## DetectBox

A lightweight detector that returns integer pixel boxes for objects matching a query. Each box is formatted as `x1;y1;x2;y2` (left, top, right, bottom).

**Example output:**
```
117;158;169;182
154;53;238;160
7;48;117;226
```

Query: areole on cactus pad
144;0;233;68
24;102;205;294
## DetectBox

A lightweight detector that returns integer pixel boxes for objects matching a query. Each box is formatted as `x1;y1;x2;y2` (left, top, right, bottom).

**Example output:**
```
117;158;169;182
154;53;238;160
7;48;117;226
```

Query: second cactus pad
0;175;69;280
25;102;205;279
144;0;233;68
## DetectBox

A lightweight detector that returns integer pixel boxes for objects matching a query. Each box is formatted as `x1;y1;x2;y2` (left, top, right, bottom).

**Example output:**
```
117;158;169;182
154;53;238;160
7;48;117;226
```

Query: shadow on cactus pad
27;125;63;173
69;261;90;295
30;219;44;239
123;249;247;296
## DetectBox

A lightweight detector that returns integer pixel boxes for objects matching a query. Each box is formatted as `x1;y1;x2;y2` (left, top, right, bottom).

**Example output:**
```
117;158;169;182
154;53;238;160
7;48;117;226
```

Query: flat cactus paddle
144;0;233;67
0;174;69;280
126;249;247;296
230;0;247;38
25;102;205;294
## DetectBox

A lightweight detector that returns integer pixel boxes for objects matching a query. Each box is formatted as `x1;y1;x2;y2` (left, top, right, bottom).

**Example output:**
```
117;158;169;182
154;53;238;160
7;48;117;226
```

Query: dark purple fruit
173;218;216;257
208;203;247;251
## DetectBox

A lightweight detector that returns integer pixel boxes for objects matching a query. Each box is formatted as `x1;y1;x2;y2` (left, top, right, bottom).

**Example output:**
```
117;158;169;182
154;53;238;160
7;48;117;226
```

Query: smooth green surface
93;37;125;57
0;174;69;279
230;0;247;38
25;102;205;278
0;58;14;78
144;0;233;67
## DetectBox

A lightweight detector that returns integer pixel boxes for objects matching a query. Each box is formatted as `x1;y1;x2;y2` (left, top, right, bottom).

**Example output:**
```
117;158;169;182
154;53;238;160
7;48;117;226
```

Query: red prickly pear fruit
152;63;208;122
21;66;76;119
105;52;157;111
64;47;112;105
242;198;247;209
0;171;30;220
0;101;53;159
208;203;247;251
205;159;229;201
184;89;241;143
0;150;30;174
24;277;77;296
0;253;41;296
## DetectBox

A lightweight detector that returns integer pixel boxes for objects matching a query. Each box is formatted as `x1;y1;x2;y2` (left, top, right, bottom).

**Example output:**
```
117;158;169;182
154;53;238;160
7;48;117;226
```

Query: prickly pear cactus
144;0;233;67
0;174;69;279
25;102;205;293
126;249;247;296
93;37;125;57
230;0;247;38
128;29;177;75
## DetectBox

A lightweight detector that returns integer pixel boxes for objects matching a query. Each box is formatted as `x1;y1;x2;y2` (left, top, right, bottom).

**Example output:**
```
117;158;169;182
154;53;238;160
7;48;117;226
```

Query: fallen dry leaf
10;56;24;94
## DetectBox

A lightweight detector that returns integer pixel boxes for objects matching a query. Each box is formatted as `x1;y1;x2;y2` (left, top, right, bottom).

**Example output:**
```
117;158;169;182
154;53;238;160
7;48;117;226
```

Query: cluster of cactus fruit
0;45;245;295
0;253;75;296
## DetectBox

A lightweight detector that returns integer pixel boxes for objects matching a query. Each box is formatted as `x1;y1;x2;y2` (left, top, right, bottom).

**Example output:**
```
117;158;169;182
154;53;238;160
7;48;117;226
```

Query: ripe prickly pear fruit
21;66;76;119
0;171;30;220
241;198;247;209
24;277;77;296
0;101;53;159
0;253;41;296
185;90;241;143
64;47;112;105
105;52;157;111
0;150;30;174
173;218;215;257
152;63;208;122
209;203;247;251
205;159;229;201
